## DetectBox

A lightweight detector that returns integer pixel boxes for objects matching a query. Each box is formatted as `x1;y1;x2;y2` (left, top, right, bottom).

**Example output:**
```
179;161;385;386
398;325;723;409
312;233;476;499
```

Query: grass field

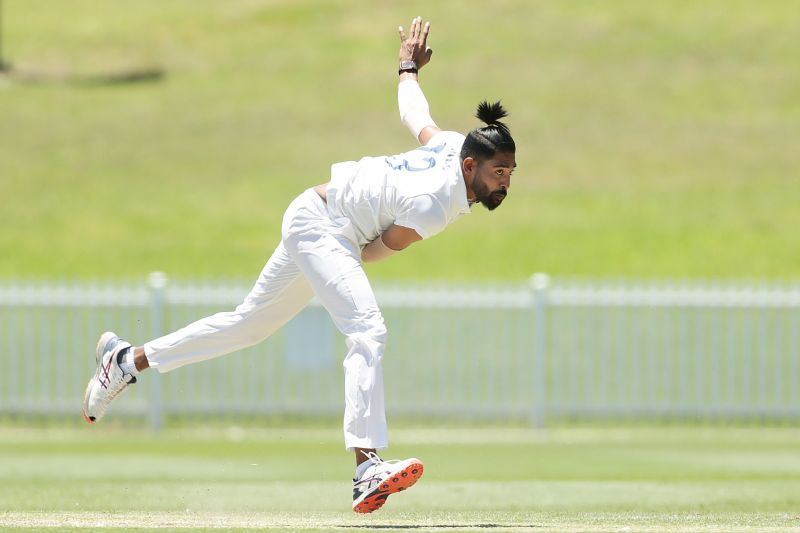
1;0;799;280
1;425;799;532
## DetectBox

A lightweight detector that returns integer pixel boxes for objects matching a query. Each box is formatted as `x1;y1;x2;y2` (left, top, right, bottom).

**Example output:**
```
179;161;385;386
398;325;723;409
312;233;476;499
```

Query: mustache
493;189;507;198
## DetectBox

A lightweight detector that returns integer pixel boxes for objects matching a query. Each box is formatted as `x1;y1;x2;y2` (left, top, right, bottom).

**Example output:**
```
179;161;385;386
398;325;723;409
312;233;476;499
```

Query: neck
461;165;476;204
464;182;477;205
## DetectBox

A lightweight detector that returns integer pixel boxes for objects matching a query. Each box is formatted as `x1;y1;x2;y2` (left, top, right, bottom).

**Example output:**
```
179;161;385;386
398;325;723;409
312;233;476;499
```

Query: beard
473;180;507;211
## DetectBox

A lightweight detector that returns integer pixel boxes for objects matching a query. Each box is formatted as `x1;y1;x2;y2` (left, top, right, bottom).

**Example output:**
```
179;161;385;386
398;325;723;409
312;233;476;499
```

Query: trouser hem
345;437;389;453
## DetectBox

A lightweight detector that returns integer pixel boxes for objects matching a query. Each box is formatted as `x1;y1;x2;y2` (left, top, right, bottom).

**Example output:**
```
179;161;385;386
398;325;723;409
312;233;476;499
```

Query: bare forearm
361;224;422;263
361;235;398;263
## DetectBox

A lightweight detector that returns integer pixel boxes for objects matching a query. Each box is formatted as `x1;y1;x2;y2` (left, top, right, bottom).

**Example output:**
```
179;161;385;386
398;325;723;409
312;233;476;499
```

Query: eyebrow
495;161;517;168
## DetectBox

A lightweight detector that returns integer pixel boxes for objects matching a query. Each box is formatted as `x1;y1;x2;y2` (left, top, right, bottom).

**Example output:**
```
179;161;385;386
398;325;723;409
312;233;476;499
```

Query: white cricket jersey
325;131;471;246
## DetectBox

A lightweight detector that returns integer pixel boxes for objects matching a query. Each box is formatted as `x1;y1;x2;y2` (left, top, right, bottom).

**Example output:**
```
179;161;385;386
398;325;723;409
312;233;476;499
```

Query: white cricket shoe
352;452;424;513
82;331;136;424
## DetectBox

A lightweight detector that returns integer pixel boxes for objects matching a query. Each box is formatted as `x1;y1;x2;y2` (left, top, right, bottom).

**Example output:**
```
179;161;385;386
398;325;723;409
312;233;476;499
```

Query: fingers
421;21;430;47
413;16;427;41
399;16;429;44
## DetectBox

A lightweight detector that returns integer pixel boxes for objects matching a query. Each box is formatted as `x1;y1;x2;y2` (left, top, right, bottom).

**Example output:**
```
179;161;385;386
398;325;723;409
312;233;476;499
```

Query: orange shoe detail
352;460;423;514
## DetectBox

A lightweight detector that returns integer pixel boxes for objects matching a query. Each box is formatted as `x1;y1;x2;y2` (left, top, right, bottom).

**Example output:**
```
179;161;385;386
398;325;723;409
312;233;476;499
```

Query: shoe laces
354;451;402;487
361;450;406;466
92;350;134;418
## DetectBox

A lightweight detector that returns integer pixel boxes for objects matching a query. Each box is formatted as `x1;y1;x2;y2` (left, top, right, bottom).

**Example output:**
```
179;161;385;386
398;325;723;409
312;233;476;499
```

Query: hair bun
475;100;510;132
461;100;515;163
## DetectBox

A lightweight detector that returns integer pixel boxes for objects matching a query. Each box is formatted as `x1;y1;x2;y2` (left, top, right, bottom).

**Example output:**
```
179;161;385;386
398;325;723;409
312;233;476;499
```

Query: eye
495;169;504;176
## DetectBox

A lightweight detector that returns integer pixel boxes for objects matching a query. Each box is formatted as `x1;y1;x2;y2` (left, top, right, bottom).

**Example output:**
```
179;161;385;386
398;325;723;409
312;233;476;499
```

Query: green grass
1;0;799;280
1;425;799;531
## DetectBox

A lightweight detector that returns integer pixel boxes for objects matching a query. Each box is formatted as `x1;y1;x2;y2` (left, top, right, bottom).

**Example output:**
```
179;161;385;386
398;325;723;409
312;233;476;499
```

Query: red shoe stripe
353;461;424;514
99;353;113;389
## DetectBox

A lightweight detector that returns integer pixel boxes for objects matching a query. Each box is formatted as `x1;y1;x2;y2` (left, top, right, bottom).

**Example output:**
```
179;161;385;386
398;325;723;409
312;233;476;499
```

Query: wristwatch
398;60;418;75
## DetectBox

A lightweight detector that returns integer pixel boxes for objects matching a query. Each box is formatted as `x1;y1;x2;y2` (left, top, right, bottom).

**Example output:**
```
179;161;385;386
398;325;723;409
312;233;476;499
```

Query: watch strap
398;60;418;75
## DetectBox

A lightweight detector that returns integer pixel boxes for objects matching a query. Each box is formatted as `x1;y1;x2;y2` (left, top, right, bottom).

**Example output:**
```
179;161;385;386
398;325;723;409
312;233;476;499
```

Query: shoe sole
82;331;118;424
353;459;424;514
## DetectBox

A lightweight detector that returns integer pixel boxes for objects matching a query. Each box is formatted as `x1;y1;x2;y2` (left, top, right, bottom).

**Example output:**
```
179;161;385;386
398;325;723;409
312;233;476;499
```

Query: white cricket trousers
144;188;388;452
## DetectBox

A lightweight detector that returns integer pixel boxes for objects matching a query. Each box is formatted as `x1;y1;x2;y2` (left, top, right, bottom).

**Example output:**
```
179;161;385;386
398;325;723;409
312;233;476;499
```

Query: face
467;152;516;211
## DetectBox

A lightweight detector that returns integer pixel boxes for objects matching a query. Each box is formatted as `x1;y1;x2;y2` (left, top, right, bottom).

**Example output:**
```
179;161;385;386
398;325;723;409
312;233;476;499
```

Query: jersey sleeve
425;130;466;150
394;194;449;239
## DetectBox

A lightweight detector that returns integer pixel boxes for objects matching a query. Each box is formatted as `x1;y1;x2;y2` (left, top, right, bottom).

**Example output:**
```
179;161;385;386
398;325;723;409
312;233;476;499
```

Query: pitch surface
1;426;798;531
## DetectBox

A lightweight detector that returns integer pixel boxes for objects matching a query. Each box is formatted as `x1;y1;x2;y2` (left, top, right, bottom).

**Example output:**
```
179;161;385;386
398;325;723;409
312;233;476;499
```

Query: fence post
530;273;550;428
148;271;167;432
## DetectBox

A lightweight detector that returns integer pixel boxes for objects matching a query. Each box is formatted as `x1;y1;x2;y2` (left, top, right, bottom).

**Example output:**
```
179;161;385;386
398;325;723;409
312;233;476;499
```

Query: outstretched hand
398;16;433;69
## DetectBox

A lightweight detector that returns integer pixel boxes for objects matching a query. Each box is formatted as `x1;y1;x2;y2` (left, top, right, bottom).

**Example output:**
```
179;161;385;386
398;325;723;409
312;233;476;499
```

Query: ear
462;156;476;177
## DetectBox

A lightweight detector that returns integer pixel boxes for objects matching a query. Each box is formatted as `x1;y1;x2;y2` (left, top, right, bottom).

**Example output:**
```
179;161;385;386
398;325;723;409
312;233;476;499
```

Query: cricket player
83;16;516;513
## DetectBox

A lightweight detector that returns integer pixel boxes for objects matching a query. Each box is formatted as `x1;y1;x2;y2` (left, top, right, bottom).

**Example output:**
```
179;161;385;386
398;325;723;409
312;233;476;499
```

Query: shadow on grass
0;64;166;86
339;525;539;529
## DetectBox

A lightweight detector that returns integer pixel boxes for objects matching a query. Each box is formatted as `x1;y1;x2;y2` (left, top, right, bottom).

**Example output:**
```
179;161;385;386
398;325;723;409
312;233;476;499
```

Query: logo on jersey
386;142;447;172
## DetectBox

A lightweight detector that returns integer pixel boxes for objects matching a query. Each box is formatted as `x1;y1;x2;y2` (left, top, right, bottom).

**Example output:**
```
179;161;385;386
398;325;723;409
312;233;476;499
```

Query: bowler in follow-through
82;16;517;513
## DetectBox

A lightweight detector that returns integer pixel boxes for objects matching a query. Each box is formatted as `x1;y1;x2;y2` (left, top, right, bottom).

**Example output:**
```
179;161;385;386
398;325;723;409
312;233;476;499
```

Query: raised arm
397;16;442;145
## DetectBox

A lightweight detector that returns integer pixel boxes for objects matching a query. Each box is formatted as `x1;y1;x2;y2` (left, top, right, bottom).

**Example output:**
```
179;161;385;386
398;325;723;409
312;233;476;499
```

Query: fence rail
1;274;798;430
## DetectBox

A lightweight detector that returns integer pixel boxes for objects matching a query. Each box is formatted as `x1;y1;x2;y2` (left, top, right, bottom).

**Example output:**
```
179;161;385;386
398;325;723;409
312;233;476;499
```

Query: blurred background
0;1;799;529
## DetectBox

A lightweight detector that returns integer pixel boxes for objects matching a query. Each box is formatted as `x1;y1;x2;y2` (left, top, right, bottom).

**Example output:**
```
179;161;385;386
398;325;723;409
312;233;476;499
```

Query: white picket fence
1;273;798;430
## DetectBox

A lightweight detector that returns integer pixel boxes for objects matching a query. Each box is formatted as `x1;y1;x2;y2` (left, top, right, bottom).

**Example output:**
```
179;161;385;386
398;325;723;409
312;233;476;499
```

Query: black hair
460;100;516;162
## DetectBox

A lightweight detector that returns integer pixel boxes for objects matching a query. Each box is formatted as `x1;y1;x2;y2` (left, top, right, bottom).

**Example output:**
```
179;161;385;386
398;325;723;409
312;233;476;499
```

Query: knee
345;319;387;359
361;311;387;346
367;322;388;347
352;321;387;347
215;307;267;348
236;328;267;348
